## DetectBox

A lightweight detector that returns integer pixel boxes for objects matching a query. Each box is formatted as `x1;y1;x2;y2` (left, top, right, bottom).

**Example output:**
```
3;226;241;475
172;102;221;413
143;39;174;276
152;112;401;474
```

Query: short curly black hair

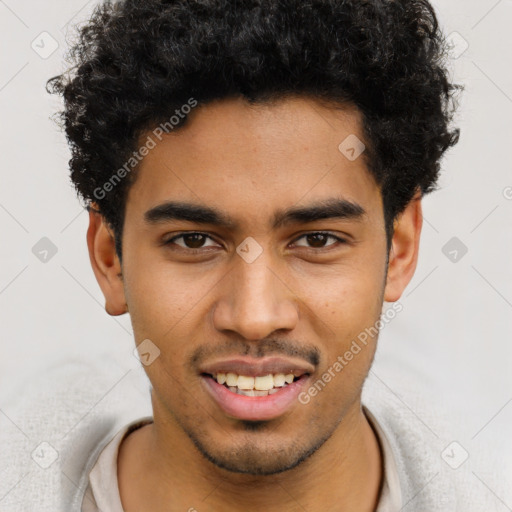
47;0;461;261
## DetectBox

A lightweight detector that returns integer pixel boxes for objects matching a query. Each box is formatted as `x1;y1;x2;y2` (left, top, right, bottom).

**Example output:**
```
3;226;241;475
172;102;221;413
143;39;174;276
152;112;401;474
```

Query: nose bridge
236;256;278;308
213;245;299;340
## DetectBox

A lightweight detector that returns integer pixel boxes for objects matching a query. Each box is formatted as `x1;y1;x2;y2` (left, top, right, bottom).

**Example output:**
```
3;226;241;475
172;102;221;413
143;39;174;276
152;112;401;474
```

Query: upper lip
199;356;315;378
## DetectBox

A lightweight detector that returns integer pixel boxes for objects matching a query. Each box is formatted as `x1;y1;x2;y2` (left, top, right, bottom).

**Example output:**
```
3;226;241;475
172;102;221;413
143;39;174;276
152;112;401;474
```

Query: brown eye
293;232;346;249
306;233;329;248
181;233;207;248
164;232;220;250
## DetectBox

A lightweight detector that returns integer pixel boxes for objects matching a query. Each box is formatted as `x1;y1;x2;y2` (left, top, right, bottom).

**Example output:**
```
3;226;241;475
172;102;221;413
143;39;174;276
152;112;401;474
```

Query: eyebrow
144;197;367;230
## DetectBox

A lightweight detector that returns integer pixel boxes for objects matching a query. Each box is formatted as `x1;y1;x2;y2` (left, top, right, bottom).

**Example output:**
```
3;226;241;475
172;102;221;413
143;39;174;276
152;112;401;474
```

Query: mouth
201;371;305;397
200;372;311;421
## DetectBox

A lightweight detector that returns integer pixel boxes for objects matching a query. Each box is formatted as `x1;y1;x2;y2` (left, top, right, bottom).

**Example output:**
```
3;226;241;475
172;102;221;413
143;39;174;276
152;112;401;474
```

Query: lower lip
201;374;310;421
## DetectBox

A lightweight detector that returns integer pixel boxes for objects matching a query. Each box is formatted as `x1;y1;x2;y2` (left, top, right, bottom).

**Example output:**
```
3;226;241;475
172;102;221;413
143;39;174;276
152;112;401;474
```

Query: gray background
1;0;511;504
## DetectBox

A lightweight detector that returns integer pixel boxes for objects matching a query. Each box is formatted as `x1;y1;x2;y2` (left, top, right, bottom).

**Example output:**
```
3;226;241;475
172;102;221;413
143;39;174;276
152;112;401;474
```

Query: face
89;95;420;476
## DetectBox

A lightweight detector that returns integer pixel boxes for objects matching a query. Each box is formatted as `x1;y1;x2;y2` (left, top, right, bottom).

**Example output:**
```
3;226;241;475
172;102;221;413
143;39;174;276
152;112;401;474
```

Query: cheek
298;262;384;373
305;261;384;325
123;255;215;339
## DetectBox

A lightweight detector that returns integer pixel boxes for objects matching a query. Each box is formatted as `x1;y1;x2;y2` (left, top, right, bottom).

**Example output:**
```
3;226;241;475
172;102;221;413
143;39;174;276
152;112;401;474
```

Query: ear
384;190;423;302
86;204;128;316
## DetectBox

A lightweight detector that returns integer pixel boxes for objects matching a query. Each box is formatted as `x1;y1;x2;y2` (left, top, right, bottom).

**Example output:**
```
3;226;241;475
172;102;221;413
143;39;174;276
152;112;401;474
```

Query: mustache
190;338;320;368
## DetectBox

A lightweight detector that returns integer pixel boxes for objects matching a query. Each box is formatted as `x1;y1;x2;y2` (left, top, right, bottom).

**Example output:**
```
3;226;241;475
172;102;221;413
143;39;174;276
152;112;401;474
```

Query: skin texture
87;95;422;511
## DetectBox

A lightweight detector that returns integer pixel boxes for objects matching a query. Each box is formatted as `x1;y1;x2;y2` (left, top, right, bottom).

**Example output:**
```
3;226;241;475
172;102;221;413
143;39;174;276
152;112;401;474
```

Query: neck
118;401;382;512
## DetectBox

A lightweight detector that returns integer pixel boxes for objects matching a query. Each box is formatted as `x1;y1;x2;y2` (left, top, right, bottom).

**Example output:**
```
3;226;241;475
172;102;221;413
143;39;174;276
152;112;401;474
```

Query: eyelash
162;231;348;253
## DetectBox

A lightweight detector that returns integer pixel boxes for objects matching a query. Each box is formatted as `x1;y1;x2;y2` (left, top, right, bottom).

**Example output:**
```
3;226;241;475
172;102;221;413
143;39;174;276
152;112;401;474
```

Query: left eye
292;232;345;249
166;233;220;250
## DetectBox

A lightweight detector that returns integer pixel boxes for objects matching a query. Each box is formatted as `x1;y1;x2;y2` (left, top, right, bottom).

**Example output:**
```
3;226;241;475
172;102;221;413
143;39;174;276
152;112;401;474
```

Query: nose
212;250;299;341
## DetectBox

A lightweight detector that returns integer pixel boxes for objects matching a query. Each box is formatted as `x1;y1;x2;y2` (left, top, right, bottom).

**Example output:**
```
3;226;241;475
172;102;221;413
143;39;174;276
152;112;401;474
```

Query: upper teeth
215;373;296;390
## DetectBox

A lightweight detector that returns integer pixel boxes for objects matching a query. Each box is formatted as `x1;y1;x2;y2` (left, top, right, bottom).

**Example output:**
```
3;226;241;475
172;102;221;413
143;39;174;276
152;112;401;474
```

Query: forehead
125;95;382;229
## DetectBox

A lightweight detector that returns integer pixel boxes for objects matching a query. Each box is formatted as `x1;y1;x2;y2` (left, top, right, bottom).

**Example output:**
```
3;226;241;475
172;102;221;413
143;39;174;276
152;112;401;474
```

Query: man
39;0;493;510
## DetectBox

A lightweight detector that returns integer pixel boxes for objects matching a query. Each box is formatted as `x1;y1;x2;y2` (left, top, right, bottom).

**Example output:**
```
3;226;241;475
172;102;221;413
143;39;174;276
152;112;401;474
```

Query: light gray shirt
81;407;402;512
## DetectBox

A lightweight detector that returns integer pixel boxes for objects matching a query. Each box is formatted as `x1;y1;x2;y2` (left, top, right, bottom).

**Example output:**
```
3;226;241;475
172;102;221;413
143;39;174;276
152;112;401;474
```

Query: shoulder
362;366;511;510
0;357;151;511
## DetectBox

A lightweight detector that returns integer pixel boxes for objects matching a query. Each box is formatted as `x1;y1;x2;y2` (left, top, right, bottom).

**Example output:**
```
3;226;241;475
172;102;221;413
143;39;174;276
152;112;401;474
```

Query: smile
205;372;302;396
200;373;311;421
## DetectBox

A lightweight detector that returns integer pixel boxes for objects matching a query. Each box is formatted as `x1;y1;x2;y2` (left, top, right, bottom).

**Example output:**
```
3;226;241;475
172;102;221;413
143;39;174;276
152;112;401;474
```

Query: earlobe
86;204;128;316
383;191;423;303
